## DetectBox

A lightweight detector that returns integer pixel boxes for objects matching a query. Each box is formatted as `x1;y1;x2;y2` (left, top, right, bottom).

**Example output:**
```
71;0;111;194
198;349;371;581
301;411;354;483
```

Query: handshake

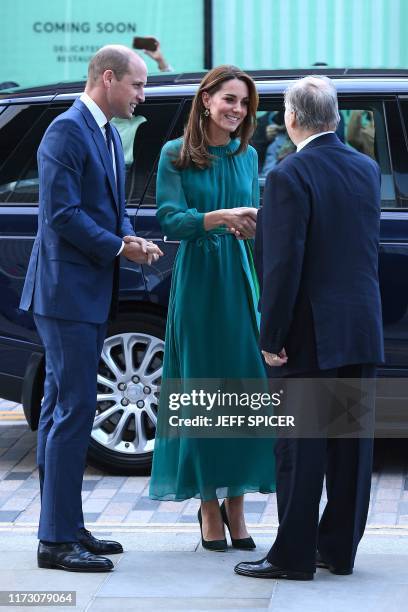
122;235;164;265
225;207;258;239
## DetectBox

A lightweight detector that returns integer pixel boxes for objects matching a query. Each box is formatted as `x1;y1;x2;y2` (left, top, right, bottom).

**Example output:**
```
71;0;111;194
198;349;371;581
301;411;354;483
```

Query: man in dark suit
20;45;162;572
235;76;384;580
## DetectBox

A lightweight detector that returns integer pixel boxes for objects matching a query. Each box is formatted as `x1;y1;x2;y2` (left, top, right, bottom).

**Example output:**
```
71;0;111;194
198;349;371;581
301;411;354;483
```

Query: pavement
0;399;407;610
0;528;407;611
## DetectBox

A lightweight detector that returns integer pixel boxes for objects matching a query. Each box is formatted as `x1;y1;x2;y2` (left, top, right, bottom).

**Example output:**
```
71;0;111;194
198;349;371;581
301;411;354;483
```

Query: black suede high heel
197;507;227;552
220;500;256;550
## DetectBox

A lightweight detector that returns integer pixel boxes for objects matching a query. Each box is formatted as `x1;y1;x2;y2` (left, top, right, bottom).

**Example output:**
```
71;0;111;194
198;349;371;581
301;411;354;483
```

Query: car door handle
163;236;180;244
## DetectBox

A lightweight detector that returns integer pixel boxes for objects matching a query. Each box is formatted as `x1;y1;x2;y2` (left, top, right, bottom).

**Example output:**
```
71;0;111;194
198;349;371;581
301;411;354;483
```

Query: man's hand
122;235;163;265
262;348;288;367
224;207;258;239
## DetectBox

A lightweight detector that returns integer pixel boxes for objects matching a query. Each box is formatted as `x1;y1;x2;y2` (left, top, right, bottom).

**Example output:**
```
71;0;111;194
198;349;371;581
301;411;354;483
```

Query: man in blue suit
20;45;162;572
235;76;384;580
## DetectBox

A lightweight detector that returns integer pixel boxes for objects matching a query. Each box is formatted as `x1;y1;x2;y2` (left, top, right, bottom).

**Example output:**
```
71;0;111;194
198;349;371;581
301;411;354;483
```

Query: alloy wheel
92;332;164;456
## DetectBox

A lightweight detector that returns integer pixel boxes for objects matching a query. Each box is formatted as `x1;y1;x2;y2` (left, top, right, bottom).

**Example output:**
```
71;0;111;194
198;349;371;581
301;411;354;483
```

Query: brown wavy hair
173;65;259;170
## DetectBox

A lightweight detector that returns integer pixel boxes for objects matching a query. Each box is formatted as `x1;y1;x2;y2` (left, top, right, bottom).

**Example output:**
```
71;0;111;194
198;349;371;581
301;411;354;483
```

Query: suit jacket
20;98;135;323
256;132;384;372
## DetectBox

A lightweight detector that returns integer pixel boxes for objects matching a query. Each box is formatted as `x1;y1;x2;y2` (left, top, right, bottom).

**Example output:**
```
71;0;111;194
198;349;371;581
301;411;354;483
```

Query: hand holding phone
132;37;158;52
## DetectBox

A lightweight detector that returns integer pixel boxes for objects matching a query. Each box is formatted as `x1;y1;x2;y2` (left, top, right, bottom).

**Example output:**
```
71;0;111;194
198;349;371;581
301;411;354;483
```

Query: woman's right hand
203;207;258;238
223;207;258;239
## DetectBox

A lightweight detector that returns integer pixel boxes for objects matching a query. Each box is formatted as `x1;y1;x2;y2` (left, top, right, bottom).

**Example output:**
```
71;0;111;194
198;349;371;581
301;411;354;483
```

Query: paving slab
0;531;404;611
87;597;271;611
267;572;408;612
98;551;277;599
0;568;110;611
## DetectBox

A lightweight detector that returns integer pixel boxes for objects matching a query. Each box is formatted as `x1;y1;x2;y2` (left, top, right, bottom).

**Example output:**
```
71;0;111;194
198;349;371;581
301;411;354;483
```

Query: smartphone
132;37;158;52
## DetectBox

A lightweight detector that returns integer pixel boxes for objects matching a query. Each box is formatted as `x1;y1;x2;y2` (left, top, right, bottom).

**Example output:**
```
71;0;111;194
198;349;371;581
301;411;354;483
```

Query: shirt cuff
117;241;125;256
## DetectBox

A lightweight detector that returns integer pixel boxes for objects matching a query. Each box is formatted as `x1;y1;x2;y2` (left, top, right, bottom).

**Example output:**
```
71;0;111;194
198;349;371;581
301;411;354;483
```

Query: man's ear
102;69;114;89
288;110;297;131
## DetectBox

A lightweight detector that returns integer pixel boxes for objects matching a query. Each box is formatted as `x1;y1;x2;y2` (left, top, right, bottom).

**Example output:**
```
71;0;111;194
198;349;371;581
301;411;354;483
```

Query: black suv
1;69;407;474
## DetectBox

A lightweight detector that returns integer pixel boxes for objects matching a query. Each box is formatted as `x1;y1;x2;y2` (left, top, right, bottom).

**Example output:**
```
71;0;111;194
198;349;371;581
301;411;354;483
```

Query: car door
86;97;187;475
376;95;408;431
379;96;408;374
251;94;407;368
0;100;71;401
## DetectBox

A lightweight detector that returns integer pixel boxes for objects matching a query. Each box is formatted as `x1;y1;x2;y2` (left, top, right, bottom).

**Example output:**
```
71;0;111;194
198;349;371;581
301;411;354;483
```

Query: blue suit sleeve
156;141;206;240
41;119;122;267
260;167;310;353
121;210;135;237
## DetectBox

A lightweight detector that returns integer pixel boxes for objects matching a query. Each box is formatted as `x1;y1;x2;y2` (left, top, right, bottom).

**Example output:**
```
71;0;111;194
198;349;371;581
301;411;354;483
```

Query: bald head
87;44;146;84
284;75;340;132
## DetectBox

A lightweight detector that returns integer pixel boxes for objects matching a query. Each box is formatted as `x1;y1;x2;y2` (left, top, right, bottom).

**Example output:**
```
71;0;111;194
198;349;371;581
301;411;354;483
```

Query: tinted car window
391;99;408;207
251;99;396;208
0;104;69;204
112;100;182;207
138;99;193;209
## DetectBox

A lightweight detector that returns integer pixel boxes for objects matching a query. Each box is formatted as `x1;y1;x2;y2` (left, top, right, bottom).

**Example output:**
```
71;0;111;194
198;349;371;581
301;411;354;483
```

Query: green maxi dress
149;137;276;501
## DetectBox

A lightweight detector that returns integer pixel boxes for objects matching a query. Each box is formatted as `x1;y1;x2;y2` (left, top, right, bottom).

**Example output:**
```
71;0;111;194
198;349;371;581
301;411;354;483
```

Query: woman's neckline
207;139;236;151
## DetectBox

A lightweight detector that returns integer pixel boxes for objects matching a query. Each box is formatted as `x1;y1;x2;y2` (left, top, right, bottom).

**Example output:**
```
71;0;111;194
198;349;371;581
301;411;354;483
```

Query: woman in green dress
149;66;275;550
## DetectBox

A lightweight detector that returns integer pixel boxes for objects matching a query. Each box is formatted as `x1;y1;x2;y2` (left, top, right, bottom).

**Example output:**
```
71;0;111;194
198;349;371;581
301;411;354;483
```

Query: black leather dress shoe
37;542;113;572
316;551;353;575
234;557;314;580
77;528;123;555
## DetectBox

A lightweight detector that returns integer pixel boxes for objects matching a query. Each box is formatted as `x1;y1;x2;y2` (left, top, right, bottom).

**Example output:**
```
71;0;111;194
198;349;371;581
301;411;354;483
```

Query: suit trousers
34;314;107;542
267;364;376;573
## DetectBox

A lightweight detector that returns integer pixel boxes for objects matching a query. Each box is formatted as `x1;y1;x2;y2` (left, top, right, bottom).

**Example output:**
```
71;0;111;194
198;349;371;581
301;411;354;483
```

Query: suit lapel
111;126;125;216
73;98;119;212
91;128;120;212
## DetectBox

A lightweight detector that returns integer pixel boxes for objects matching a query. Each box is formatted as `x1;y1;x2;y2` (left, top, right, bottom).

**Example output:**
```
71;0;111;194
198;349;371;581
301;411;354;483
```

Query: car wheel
87;311;166;475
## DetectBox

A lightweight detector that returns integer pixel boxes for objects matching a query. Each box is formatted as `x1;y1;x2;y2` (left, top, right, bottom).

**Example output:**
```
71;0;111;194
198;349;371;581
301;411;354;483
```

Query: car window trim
383;98;408;209
397;96;408;150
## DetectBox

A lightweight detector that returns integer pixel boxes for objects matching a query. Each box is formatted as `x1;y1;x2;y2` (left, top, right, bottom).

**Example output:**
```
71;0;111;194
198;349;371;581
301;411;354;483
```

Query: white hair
284;75;340;131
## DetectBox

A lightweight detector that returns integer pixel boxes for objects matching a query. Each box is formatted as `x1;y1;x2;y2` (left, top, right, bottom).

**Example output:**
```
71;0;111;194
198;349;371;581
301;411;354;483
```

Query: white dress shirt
296;131;335;152
79;93;124;256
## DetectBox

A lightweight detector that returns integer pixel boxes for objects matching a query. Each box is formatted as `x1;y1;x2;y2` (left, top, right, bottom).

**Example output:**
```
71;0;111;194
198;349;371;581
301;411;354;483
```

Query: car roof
2;68;408;103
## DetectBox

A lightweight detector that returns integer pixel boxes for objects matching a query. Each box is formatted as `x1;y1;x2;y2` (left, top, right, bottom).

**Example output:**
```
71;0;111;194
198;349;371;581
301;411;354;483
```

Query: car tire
87;310;166;475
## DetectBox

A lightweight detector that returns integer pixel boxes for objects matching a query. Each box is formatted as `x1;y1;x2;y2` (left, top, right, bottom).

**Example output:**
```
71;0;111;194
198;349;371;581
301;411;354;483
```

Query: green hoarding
1;0;204;87
213;0;408;70
1;0;407;89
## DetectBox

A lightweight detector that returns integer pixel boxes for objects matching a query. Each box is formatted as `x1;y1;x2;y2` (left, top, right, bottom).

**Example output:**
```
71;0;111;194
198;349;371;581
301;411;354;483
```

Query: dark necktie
104;122;113;159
